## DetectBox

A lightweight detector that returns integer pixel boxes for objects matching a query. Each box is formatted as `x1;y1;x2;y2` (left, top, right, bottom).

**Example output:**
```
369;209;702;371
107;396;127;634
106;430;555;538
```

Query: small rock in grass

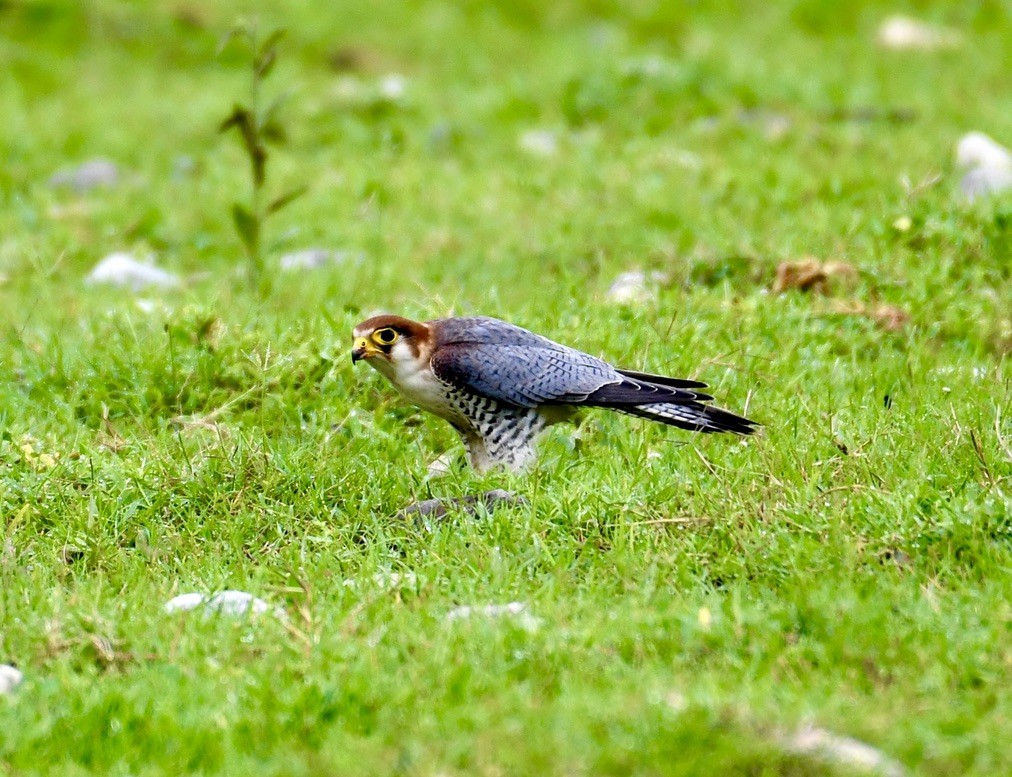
87;252;180;291
960;166;1012;201
518;129;559;157
279;248;360;272
606;270;667;304
48;158;120;192
164;590;287;622
396;489;526;522
426;451;456;477
955;132;1012;201
783;725;907;777
956;132;1012;171
876;15;960;51
0;665;23;695
446;602;541;632
378;73;408;100
736;109;792;141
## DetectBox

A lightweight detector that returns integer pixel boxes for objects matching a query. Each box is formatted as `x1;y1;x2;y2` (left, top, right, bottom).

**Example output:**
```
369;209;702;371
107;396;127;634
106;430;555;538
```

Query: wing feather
430;343;616;408
427;317;756;435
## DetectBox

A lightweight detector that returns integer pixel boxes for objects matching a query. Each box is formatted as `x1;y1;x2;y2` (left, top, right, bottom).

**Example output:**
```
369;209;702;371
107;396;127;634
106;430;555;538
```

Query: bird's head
351;315;431;373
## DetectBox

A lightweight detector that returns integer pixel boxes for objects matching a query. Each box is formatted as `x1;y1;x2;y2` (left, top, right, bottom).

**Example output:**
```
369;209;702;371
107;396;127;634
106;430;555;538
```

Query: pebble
47;158;120;192
605;270;667;304
86;252;180;291
446;602;541;631
955;132;1012;201
960;165;1012;201
426;451;456;477
518;129;559;157
378;74;407;100
0;664;23;695
736;109;792;140
278;248;360;272
876;15;960;50
783;725;907;777
164;590;287;621
956;132;1012;170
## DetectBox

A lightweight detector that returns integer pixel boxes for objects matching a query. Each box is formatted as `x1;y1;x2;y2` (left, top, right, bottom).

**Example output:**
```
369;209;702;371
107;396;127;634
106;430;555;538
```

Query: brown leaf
773;257;858;295
871;305;910;331
828;300;910;331
328;46;372;72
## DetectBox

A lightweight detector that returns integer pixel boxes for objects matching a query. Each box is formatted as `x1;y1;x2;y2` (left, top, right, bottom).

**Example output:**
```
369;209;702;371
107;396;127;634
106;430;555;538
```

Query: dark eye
374;328;398;345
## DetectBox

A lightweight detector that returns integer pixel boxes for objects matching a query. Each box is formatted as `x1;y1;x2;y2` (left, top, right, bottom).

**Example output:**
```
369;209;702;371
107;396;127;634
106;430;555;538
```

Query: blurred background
1;0;1009;318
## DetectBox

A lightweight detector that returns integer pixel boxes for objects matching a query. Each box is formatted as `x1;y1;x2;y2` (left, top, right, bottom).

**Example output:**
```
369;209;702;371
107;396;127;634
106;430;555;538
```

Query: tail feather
579;371;758;436
616;369;708;390
617;401;758;435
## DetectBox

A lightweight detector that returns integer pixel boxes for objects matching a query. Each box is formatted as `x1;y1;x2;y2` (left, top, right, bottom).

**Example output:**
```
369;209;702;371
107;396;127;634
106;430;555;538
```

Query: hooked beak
351;336;379;363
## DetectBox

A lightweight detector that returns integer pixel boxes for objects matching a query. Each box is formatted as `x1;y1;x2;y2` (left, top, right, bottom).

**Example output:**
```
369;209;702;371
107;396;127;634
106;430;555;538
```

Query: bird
352;315;757;472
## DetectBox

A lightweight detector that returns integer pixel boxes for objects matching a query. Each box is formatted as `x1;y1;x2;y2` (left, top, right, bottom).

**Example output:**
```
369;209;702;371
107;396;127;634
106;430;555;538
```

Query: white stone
0;664;23;695
278;248;362;272
48;158;120;192
960;166;1012;201
378;74;407;100
426;451;455;477
605;270;667;304
446;602;541;631
877;15;960;50
164;590;286;621
518;129;558;157
785;725;907;777
86;253;179;291
956;132;1012;170
163;593;206;613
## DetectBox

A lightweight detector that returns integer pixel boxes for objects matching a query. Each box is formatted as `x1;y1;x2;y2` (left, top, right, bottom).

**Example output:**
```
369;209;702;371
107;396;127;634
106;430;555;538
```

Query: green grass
1;1;1010;774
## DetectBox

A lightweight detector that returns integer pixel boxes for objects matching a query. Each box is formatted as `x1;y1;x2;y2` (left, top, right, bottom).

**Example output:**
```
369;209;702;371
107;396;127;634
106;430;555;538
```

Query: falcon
352;315;757;472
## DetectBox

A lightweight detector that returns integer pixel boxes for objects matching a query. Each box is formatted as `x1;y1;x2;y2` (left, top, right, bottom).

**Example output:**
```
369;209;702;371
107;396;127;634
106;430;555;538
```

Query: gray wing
429;317;712;409
431;342;620;408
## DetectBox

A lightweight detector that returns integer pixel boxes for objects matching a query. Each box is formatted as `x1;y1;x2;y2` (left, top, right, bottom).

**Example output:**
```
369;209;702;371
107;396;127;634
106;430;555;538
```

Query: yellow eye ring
373;328;398;345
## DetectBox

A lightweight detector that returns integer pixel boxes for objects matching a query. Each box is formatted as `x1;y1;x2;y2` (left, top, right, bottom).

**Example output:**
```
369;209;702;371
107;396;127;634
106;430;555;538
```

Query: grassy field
1;1;1010;774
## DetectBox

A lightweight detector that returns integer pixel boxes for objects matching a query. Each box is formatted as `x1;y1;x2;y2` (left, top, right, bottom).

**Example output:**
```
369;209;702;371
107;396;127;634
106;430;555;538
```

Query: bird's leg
459;431;494;473
479;410;547;473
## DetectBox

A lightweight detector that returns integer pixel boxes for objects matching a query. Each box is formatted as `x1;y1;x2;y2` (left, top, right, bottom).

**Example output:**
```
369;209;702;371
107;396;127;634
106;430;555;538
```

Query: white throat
368;340;451;418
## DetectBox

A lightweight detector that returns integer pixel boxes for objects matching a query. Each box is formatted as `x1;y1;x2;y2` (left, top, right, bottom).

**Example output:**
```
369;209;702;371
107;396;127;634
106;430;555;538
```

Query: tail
616;401;758;435
581;369;759;435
